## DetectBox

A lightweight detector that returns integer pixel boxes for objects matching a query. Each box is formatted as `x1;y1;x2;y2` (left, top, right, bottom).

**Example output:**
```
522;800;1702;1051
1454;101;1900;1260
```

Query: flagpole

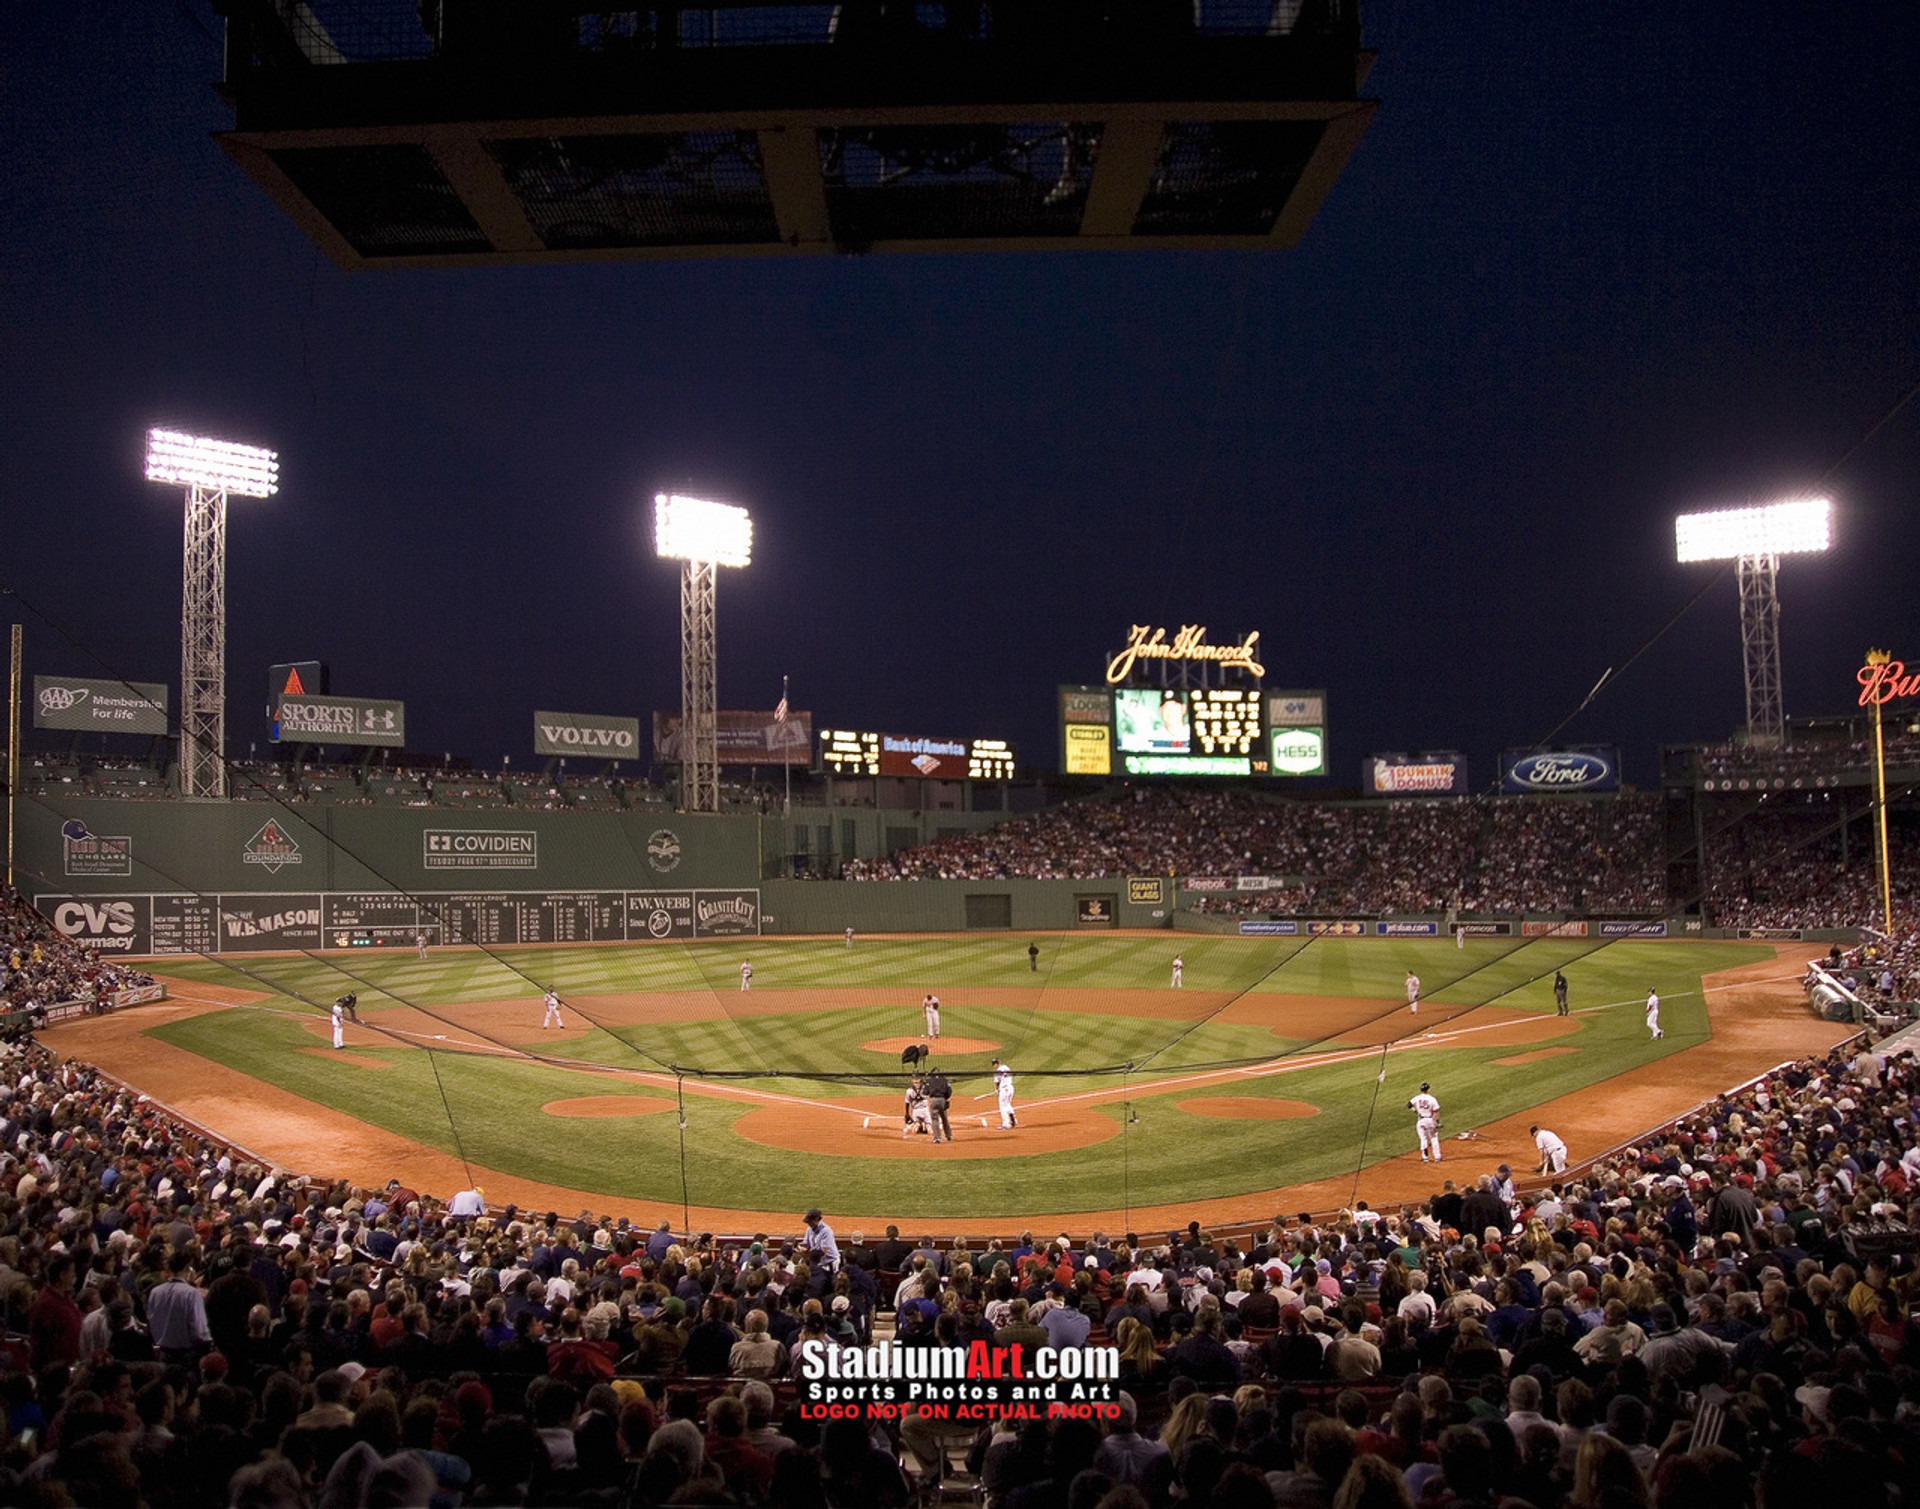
782;674;791;825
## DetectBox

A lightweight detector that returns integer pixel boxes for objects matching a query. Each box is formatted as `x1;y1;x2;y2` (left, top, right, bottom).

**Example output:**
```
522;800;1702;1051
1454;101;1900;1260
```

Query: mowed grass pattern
144;934;1771;1218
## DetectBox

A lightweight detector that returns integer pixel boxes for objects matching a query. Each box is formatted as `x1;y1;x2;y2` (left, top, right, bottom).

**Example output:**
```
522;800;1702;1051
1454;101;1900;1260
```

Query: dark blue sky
5;3;1917;788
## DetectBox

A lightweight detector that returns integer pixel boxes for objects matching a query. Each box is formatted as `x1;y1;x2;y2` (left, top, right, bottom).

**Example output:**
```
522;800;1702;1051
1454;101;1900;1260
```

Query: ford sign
1500;748;1619;794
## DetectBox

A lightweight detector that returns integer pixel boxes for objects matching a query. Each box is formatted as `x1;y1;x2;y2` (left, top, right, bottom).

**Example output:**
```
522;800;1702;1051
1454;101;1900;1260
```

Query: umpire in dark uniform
925;1066;954;1144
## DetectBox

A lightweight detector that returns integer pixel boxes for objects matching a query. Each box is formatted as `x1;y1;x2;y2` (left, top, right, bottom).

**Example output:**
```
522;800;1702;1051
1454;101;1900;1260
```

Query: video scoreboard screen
1058;686;1328;779
819;730;1016;780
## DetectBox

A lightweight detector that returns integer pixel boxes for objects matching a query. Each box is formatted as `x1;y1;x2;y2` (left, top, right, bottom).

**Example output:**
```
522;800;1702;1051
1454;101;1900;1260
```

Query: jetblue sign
1499;747;1620;795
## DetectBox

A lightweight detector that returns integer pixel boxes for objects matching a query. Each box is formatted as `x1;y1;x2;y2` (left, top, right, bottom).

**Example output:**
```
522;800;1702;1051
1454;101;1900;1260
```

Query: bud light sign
1500;748;1620;795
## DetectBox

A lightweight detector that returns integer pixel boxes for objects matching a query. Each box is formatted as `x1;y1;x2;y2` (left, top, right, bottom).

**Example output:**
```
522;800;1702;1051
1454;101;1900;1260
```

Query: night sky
5;4;1917;789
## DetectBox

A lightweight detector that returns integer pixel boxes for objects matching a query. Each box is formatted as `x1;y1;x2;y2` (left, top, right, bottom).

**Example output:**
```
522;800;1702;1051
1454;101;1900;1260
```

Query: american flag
774;695;788;723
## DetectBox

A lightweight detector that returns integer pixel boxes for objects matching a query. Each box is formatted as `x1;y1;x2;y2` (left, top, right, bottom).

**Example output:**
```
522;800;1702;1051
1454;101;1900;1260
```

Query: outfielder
1646;988;1663;1039
740;961;753;993
543;988;563;1029
330;997;345;1050
845;926;854;948
1531;1123;1568;1174
1406;971;1421;1014
1408;1082;1441;1162
922;993;941;1039
416;932;429;961
1170;955;1183;989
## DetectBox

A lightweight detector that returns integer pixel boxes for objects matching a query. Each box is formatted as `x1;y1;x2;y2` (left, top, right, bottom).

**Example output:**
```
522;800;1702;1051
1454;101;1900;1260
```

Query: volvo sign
533;710;641;759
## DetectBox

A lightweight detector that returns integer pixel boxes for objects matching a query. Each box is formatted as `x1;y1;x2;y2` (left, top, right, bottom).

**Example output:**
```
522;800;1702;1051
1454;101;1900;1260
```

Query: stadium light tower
654;493;751;814
1675;497;1831;747
144;428;279;797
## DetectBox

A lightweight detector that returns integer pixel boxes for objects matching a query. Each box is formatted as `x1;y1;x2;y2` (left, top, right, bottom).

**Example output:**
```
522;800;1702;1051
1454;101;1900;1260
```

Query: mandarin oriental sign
1105;625;1264;684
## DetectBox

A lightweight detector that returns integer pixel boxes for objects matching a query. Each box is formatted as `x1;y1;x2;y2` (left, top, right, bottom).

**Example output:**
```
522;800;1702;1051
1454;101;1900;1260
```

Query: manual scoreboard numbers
819;729;880;775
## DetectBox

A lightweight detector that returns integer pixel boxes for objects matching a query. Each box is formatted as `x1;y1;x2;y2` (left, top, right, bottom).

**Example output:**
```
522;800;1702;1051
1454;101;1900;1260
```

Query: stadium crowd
0;888;154;1019
3;981;1920;1507
846;790;1668;916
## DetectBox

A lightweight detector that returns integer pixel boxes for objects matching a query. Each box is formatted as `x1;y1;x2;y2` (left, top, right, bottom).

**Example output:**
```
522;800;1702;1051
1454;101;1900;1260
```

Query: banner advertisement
216;895;324;951
424;830;538;870
534;711;641;759
1076;895;1116;926
273;694;406;747
1500;747;1621;795
1182;878;1233;892
1376;921;1439;936
1599;920;1669;937
1308;920;1365;936
1364;754;1468;796
61;820;131;877
38;888;763;954
1454;921;1514;937
880;735;969;780
1058;687;1114;776
108;983;168;1008
1236;876;1275;892
1239;920;1300;935
653;711;814;766
1521;920;1589;937
1126;878;1167;906
33;676;169;735
1738;927;1804;940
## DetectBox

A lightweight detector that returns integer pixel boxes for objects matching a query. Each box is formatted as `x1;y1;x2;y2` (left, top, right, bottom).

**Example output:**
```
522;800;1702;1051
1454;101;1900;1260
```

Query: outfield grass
141;934;1770;1218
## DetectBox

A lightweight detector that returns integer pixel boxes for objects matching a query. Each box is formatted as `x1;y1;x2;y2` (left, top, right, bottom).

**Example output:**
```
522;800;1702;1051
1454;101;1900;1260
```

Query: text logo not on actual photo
647;829;683;873
243;819;303;874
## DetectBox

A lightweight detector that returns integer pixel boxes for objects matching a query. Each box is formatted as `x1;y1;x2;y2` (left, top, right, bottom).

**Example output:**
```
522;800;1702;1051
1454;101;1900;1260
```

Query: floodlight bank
654;493;752;567
1674;497;1831;562
144;428;279;498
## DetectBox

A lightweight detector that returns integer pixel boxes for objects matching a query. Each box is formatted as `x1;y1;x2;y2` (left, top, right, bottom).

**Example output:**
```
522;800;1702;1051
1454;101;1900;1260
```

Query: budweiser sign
1859;656;1918;706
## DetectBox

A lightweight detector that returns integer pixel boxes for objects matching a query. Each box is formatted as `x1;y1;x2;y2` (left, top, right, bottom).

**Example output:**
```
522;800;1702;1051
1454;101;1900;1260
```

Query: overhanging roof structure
211;1;1378;266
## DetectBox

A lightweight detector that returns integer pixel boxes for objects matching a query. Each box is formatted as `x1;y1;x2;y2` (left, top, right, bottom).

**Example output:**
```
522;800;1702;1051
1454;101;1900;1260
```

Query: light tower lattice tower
1676;497;1831;748
144;429;279;797
654;494;752;814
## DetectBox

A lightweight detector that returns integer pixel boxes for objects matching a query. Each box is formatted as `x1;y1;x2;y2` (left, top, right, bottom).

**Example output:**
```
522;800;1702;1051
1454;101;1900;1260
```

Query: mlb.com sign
423;830;538;870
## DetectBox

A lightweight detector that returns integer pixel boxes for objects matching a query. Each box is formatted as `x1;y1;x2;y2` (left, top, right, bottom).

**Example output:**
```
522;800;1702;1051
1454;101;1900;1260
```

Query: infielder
922;993;941;1039
988;1058;1018;1129
1170;955;1183;989
740;961;753;993
1408;1082;1441;1162
330;997;345;1049
1406;971;1421;1014
1553;971;1569;1017
1646;988;1663;1039
543;988;563;1029
1531;1123;1568;1174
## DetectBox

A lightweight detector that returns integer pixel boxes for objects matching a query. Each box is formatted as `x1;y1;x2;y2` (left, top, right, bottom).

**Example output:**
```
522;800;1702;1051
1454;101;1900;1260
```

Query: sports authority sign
533;711;641;759
424;830;538;870
33;676;169;735
273;694;406;747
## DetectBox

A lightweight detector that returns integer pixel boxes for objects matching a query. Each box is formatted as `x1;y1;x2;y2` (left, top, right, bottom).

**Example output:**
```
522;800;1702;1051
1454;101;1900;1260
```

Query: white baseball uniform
331;1000;344;1049
741;962;752;993
994;1063;1017;1129
1534;1127;1568;1173
1171;956;1183;988
1409;1091;1441;1161
922;994;941;1038
416;933;429;960
1646;990;1662;1039
1406;973;1420;1013
543;990;563;1028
